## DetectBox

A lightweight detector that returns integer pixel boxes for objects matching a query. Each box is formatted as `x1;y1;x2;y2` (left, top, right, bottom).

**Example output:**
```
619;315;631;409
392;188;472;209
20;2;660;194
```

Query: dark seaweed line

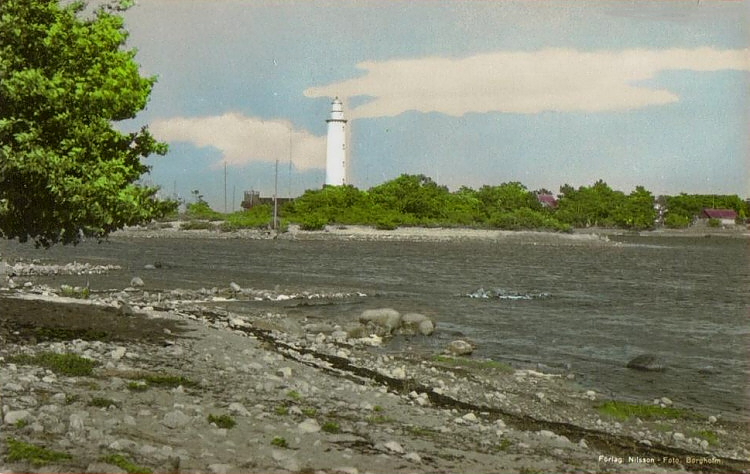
192;309;749;474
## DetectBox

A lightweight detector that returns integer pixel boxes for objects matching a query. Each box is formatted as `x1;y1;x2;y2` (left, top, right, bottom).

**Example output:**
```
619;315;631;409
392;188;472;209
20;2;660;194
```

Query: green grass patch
366;414;393;424
88;397;119;409
404;425;436;437
127;381;148;392
8;352;98;376
207;414;236;429
101;454;152;474
274;405;289;416
286;390;302;400
139;373;198;389
65;394;80;405
59;285;90;299
14;419;29;429
432;355;513;372
692;429;719;445
596;401;691;421
6;437;72;466
301;407;317;417
321;421;340;433
271;436;288;448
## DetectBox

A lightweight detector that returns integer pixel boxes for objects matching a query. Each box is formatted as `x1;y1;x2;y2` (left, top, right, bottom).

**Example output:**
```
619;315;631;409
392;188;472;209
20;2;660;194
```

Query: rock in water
399;313;435;336
130;276;144;287
446;340;475;356
627;354;666;372
359;308;401;334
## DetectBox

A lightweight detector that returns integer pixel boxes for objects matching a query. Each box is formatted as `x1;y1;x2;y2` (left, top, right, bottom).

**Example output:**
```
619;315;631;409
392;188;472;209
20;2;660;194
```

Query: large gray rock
399;313;435;336
359;308;401;334
4;409;31;425
627;354;667;372
162;410;191;429
297;418;321;434
445;340;475;356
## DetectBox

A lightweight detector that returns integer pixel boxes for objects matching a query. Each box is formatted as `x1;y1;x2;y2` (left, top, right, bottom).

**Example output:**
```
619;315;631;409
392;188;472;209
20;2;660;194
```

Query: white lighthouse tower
325;97;347;186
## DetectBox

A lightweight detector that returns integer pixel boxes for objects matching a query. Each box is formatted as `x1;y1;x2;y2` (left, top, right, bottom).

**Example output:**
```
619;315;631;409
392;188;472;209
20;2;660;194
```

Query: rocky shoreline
2;263;749;473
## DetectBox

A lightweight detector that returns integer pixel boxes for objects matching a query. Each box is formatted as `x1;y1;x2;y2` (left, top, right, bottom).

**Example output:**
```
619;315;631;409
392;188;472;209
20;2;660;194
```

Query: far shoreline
111;221;750;243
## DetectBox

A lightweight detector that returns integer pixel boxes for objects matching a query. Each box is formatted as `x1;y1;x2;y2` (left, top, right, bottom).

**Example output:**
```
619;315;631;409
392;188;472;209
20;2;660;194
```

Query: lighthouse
325;97;347;186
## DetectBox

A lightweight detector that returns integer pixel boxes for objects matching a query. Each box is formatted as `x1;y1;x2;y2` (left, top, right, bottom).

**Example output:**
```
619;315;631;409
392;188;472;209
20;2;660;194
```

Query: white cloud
304;47;750;118
150;113;325;170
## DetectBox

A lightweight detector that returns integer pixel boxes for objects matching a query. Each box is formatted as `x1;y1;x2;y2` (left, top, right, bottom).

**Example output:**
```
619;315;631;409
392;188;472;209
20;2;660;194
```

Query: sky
120;0;750;211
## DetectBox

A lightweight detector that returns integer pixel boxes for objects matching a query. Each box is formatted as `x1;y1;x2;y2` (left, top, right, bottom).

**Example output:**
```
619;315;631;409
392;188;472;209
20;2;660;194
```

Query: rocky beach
1;225;749;473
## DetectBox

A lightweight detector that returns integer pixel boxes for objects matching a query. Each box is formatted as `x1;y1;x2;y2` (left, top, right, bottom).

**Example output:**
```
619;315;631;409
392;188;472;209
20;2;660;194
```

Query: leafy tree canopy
0;0;175;247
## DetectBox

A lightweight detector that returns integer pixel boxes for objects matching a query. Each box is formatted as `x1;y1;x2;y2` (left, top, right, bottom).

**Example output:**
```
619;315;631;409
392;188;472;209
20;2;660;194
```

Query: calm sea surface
3;233;748;420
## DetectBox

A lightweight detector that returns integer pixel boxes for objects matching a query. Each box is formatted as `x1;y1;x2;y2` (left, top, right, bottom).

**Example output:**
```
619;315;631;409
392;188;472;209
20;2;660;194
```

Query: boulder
445;340;475;356
359;308;401;334
130;276;144;287
626;354;667;372
4;409;31;425
398;313;435;336
418;320;435;336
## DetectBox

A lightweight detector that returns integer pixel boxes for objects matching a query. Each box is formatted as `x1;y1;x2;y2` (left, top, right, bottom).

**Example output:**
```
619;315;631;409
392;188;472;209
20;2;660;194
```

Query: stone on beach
4;409;31;425
297;418;321;433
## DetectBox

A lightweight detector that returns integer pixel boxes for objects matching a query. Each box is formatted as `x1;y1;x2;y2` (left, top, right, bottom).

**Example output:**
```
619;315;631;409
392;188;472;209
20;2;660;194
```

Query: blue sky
121;0;750;211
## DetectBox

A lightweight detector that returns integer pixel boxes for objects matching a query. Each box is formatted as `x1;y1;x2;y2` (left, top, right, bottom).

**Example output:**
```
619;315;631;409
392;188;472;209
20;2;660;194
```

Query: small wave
465;287;551;300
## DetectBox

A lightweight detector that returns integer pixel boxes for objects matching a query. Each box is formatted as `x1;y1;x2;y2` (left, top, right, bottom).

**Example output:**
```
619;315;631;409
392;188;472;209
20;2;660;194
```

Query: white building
325;97;347;186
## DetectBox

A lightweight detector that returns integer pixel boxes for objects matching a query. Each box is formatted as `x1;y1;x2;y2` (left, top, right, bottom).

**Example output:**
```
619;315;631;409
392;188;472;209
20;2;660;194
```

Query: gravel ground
1;269;749;473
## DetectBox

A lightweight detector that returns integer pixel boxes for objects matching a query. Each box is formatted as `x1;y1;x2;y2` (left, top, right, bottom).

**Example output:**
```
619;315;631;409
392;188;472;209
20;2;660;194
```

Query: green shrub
299;214;328;231
707;218;721;228
321;421;341;433
207;414;236;429
664;213;691;229
489;208;570;232
185;201;222;220
271;436;288;448
223;205;273;230
180;220;216;231
375;218;398;230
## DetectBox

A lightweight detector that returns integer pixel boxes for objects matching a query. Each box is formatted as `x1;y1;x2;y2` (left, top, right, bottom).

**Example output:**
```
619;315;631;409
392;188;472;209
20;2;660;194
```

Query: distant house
241;190;294;210
701;208;738;226
536;193;558;209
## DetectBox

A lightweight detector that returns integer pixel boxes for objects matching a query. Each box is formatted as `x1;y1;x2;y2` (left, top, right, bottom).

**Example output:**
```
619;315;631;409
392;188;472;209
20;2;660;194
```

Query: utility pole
224;162;227;213
273;155;279;231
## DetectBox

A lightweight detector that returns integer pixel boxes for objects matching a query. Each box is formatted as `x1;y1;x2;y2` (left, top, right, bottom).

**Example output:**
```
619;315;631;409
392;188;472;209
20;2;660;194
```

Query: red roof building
536;194;558;209
701;208;738;226
701;208;738;220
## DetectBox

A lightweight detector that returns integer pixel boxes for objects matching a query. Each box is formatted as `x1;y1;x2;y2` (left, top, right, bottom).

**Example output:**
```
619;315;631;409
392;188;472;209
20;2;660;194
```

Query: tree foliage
0;0;175;247
283;174;571;232
665;193;748;222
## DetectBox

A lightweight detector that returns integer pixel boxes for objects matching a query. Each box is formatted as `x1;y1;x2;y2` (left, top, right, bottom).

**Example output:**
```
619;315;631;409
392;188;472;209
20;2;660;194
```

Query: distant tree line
184;174;749;233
